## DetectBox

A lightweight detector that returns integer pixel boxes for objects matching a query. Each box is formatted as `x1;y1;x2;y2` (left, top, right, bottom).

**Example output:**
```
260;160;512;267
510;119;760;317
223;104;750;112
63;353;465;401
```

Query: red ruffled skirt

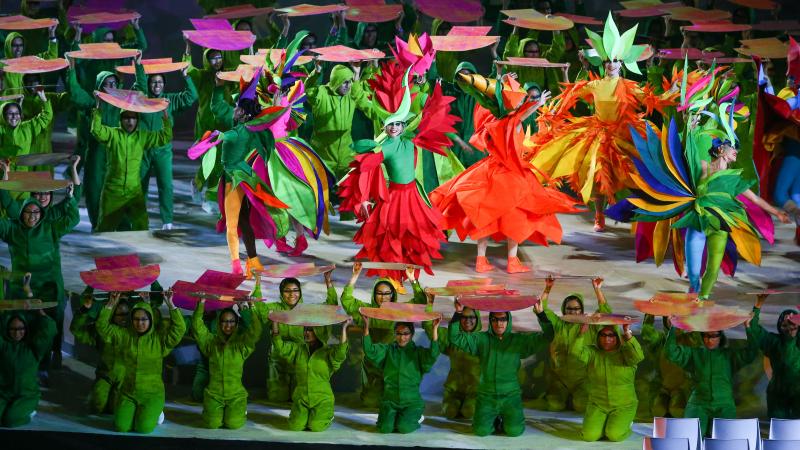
353;181;445;280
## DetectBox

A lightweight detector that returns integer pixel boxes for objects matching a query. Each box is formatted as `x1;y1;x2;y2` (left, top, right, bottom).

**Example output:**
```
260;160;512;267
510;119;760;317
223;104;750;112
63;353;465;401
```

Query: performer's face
780;316;798;338
21;203;42;228
598;327;620;351
148;74;165;97
303;327;319;344
7;318;25;341
103;31;116;43
132;309;152;334
394;324;412;347
526;88;541;104
4;104;21;128
716;144;738;164
207;51;224;71
219;311;238;336
702;332;722;350
373;282;394;306
362;25;378;48
102;75;118;92
563;298;583;316
11;37;24;58
113;303;130;327
336;79;352;96
489;312;508;336
235;21;252;32
280;282;301;307
31;192;51;208
523;41;540;58
605;60;622;78
385;121;404;138
121;111;139;133
460;308;478;332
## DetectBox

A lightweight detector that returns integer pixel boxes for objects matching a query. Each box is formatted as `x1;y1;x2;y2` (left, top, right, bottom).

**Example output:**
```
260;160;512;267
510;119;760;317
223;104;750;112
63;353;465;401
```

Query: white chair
705;438;750;450
643;436;691;450
770;419;800;440
712;418;761;450
654;417;702;450
763;440;800;450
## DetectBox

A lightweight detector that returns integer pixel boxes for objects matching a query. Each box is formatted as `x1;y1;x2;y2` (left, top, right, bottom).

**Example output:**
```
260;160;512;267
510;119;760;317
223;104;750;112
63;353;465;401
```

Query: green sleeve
448;319;480;356
353;81;387;123
544;32;565;61
51;196;79;238
746;307;778;355
363;334;388;366
0;218;12;242
69;307;97;346
419;340;440;372
27;97;53;135
31;314;57;361
329;341;349;371
90;109;115;144
184;53;200;78
325;285;338;305
518;312;554;358
95;305;125;345
0;189;19;218
597;302;612;314
664;327;692;369
730;332;759;371
67;68;94;110
340;285;367;319
271;334;299;362
544;308;565;334
410;281;426;305
240;308;262;346
191;302;213;355
167;75;199;114
503;32;520;60
133;62;148;94
210;85;234;127
43;39;59;59
140;116;173;148
163;306;188;353
125;26;147;51
621;336;645;366
641;314;665;351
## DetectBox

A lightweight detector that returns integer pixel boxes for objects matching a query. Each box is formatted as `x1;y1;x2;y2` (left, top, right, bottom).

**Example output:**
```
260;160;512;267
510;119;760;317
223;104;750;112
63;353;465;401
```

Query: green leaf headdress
584;12;648;75
383;66;415;127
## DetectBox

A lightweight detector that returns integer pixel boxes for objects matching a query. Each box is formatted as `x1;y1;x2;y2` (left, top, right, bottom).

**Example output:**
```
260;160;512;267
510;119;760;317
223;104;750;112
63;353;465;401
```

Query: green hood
18;197;44;228
95;70;117;91
203;48;223;71
4;32;23;59
91;27;113;44
561;292;585;315
279;277;304;308
232;18;253;31
130;301;156;336
516;37;537;57
307;323;332;346
523;81;541;92
354;22;369;49
2;311;27;342
327;64;354;92
371;277;397;306
1;100;22;127
487;311;512;338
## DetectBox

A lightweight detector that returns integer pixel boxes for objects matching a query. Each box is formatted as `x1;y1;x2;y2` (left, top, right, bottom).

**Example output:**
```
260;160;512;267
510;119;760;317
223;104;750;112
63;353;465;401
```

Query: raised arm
89;107;115;145
168;69;199;114
162;289;188;352
664;327;693;369
620;323;645;366
191;300;213;355
95;292;127;345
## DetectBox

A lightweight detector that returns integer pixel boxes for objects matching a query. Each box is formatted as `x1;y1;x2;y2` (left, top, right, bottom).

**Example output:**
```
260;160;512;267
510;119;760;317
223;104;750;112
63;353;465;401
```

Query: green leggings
202;389;247;429
582;401;637;442
473;391;525;437
141;146;174;224
97;193;148;232
377;399;424;434
89;377;120;414
267;358;294;403
685;229;728;299
288;395;335;432
114;391;164;434
0;393;39;427
83;145;106;230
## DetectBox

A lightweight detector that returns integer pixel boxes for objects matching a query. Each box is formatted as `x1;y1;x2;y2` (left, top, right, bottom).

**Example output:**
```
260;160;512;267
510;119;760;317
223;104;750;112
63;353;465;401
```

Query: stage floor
1;138;797;448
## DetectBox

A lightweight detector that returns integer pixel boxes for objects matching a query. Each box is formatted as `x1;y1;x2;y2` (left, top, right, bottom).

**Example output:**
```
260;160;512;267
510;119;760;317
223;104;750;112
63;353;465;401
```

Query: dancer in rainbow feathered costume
606;62;790;299
188;32;335;276
527;13;677;231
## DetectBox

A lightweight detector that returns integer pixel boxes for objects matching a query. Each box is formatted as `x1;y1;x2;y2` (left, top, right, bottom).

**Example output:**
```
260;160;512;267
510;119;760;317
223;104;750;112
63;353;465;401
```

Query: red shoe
507;256;531;274
593;215;606;232
289;235;308;257
275;237;293;253
231;259;243;276
475;256;495;273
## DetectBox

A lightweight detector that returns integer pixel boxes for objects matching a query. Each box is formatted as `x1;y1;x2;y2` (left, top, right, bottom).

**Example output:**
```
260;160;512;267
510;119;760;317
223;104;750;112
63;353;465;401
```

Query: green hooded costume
0;312;55;427
578;326;644;442
133;62;199;225
186;48;234;140
746;307;800;419
640;315;692;419
543;293;611;413
447;61;484;168
2;32;58;95
272;324;348;431
665;328;758;436
253;280;338;402
95;301;186;433
340;279;426;408
423;306;481;419
192;302;261;429
90;107;172;232
502;32;566;94
364;323;440;434
19;84;70;172
0;196;79;365
0;96;53;166
70;299;129;414
67;69;121;229
449;309;554;437
307;64;383;179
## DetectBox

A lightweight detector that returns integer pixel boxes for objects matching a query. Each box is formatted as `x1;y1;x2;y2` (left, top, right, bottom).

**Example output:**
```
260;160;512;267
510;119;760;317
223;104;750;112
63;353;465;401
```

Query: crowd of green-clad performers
1;0;800;443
